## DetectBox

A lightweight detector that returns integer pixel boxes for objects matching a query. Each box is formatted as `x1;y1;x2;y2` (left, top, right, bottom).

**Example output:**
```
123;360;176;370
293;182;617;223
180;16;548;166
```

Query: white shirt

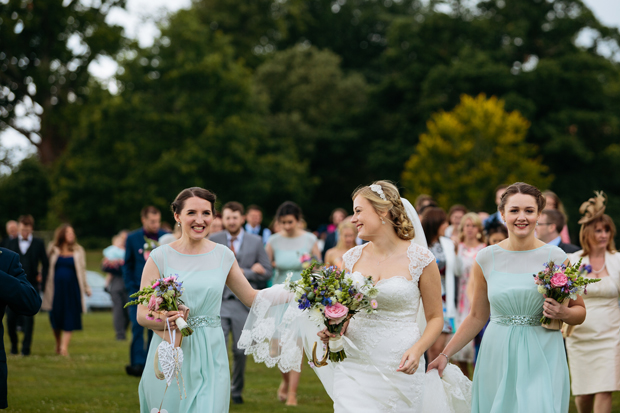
226;229;244;254
548;235;562;247
18;234;33;255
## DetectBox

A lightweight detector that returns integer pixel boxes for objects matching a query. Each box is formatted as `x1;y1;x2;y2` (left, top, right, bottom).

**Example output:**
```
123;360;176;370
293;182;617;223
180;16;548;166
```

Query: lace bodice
342;241;434;319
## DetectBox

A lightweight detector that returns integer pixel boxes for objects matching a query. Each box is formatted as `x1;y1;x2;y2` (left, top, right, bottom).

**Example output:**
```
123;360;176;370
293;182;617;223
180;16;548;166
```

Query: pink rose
143;251;151;261
147;295;158;311
324;302;349;325
550;272;568;288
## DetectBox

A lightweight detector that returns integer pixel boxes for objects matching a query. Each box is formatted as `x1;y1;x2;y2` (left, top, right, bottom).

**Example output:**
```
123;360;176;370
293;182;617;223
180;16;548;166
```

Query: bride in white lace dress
240;181;471;412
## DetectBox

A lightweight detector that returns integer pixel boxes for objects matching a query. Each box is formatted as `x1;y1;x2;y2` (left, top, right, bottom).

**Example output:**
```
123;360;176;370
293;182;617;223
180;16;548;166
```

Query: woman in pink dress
452;213;486;377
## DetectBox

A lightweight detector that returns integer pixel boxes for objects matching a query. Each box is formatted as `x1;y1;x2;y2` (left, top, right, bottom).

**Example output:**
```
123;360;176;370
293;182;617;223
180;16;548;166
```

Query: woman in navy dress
42;224;91;356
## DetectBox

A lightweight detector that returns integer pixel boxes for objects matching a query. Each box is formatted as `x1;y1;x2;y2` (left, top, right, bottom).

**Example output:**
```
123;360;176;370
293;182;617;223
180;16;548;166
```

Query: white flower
537;285;547;294
308;308;324;326
569;293;577;300
284;272;293;284
144;243;149;249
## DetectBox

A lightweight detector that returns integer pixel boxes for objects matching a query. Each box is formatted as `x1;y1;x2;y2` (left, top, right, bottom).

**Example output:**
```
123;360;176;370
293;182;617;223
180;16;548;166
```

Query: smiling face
351;195;385;240
501;193;541;238
174;196;213;241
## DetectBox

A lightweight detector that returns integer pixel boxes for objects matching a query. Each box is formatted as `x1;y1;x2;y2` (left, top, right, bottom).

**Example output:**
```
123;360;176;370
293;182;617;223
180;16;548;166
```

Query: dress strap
342;243;368;272
407;241;435;283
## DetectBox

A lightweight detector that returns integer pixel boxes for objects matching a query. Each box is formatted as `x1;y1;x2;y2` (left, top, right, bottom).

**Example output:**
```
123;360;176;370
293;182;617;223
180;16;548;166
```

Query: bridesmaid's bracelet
439;352;450;362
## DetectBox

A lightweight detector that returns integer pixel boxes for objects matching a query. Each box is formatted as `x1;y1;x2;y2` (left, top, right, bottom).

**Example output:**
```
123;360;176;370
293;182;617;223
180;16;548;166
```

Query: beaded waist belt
490;315;541;327
187;315;221;329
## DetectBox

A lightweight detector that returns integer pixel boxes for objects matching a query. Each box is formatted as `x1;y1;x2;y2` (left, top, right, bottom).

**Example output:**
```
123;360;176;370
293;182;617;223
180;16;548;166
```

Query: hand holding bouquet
125;275;194;337
533;258;600;328
286;263;378;365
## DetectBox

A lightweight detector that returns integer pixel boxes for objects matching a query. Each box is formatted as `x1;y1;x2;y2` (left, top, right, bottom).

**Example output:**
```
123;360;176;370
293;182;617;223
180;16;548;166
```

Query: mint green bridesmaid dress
473;244;569;413
139;244;235;413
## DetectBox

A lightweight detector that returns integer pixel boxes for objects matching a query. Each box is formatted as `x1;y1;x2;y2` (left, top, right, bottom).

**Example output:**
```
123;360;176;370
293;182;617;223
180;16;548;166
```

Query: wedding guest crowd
1;182;619;412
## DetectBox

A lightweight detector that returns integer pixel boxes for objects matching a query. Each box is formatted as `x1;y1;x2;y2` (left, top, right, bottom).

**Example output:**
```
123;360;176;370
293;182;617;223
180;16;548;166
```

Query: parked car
85;271;113;311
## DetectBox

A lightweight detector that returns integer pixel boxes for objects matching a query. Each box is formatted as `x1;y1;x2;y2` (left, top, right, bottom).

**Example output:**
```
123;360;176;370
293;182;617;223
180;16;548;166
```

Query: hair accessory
578;191;606;225
370;184;387;201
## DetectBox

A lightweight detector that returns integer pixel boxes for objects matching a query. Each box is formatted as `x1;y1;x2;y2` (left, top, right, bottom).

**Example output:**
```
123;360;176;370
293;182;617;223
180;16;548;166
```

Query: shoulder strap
342;244;365;272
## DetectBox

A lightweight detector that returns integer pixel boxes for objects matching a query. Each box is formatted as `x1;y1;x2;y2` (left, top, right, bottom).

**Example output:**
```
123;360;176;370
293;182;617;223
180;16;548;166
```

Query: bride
239;181;471;412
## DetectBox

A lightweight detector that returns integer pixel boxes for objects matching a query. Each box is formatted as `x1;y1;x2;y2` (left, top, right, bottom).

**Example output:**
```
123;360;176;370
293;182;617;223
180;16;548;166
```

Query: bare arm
226;260;258;307
428;261;490;375
397;261;444;374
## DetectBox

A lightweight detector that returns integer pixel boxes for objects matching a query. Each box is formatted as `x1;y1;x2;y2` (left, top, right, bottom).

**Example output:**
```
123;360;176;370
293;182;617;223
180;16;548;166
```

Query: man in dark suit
6;215;49;356
537;209;580;253
210;202;271;404
0;221;18;248
0;247;42;409
122;206;167;377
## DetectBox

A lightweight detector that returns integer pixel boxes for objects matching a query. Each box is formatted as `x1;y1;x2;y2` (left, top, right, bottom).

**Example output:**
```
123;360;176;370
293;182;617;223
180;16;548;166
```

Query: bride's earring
381;217;385;225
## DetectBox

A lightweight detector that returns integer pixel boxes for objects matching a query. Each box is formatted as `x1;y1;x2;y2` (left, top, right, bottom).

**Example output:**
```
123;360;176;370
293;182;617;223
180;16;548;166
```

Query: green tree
254;45;369;223
402;94;552;211
0;156;51;233
51;9;308;237
0;0;126;164
371;0;620;234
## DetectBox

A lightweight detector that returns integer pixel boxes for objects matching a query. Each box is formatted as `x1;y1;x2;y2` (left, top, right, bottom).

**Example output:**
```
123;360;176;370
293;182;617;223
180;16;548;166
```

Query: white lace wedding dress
239;240;471;412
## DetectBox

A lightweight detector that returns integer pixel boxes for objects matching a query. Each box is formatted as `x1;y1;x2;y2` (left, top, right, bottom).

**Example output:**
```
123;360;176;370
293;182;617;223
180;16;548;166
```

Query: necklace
591;262;606;274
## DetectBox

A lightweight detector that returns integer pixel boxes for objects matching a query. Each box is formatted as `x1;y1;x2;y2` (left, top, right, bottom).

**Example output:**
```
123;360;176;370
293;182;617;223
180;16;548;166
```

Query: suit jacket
558;242;580;254
42;245;91;313
7;237;49;292
209;231;272;299
123;228;167;294
0;248;41;408
322;231;337;261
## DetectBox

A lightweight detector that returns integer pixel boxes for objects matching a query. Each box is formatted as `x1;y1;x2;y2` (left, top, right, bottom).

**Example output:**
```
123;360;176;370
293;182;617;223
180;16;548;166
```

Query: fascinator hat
577;191;606;225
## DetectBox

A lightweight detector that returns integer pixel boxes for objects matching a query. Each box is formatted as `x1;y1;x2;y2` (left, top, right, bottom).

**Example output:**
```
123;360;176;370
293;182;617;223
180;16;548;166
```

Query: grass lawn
3;311;333;412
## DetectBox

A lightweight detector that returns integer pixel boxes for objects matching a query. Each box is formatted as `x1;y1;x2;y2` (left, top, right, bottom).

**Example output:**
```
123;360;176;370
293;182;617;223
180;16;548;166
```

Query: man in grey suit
209;202;272;405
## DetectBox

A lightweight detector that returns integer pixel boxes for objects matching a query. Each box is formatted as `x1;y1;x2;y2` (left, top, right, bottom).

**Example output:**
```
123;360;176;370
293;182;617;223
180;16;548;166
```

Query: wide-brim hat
578;191;606;225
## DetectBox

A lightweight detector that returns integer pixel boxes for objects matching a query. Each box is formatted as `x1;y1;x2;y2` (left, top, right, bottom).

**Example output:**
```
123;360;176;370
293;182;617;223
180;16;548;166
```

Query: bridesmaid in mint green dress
136;188;260;413
429;183;586;413
265;201;320;406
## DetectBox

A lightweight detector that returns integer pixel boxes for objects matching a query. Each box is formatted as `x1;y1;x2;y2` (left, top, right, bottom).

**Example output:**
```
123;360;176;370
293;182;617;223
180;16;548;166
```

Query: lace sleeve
408;242;435;283
238;284;322;373
342;244;364;272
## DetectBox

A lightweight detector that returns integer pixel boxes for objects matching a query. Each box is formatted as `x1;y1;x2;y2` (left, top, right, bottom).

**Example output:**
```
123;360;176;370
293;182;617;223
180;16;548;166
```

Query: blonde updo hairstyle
352;180;415;240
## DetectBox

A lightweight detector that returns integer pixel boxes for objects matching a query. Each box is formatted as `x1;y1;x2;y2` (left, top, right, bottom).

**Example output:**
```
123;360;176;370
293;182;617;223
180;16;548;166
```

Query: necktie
230;236;237;255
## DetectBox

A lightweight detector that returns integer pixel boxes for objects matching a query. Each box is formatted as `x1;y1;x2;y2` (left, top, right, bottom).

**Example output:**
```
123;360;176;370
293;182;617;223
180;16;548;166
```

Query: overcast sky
1;0;619;162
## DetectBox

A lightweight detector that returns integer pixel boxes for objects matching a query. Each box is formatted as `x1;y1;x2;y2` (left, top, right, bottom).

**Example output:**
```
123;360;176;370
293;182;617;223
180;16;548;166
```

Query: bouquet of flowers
286;263;379;365
139;236;159;261
125;275;194;337
533;258;600;328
